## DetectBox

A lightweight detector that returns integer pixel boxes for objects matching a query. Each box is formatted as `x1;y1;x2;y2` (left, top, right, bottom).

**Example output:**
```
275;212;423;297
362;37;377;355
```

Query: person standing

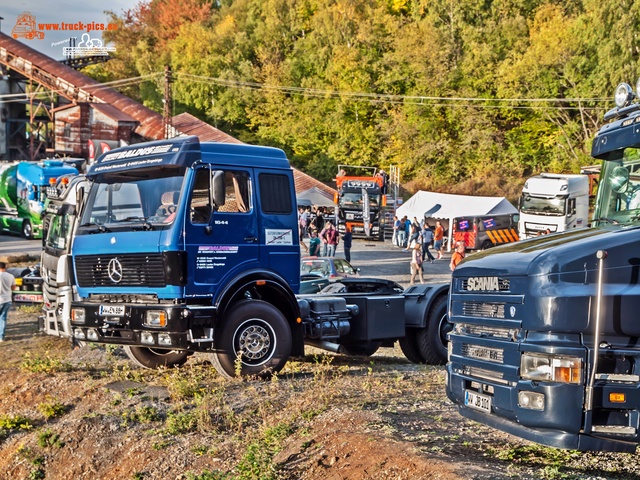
392;216;401;247
397;216;407;249
421;222;435;263
450;242;466;271
434;221;445;259
323;222;340;257
404;217;411;248
0;262;16;342
409;241;424;285
308;231;321;256
342;226;353;262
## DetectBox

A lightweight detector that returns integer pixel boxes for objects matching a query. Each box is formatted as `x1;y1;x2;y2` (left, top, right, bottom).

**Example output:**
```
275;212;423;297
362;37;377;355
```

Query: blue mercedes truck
67;136;450;378
446;81;640;452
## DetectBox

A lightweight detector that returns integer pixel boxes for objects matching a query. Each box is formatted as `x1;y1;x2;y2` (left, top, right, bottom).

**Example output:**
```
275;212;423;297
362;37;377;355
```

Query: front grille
463;366;508;384
461;277;510;292
75;254;166;288
462;301;505;319
457;324;516;340
462;344;504;363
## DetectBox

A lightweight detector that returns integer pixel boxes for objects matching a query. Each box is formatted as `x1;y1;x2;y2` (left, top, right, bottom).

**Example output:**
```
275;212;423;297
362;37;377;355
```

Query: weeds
165;411;198;435
235;422;293;480
16;445;45;480
37;429;65;448
21;352;72;374
0;414;34;431
37;399;67;420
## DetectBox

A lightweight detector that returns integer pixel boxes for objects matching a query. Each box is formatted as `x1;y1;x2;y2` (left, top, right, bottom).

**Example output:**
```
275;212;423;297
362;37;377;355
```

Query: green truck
0;160;78;239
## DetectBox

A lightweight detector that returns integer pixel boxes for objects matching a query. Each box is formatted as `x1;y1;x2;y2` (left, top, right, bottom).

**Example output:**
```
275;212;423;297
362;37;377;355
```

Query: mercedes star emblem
107;258;123;284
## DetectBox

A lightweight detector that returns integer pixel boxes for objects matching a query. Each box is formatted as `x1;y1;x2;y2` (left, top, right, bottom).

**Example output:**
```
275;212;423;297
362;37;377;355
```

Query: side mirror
211;170;225;207
611;166;630;194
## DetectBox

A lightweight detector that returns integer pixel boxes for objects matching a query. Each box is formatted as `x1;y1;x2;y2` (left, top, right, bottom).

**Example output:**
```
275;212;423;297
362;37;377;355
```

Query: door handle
244;236;258;243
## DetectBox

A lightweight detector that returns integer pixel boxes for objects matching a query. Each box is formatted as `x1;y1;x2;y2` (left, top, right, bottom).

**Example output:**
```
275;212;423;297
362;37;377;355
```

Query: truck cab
518;173;590;239
69;136;302;377
452;214;519;251
446;81;640;453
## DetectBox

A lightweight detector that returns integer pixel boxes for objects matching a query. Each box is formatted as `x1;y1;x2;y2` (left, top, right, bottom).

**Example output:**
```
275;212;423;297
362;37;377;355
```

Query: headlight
144;310;167;328
615;82;634;108
520;353;582;384
71;308;85;324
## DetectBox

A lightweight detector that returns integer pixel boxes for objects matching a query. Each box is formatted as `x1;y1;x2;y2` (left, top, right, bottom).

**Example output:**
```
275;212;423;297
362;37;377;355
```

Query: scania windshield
593;147;640;227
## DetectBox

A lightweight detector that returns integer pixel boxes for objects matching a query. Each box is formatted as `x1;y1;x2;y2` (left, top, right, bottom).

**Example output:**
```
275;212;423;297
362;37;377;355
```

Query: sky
2;1;137;60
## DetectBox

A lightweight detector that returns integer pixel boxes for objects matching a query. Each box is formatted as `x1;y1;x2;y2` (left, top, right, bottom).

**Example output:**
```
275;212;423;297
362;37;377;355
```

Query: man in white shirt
0;262;16;342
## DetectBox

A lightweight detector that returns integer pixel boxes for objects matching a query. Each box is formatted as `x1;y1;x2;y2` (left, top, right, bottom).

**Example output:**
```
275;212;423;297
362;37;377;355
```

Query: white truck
518;173;589;239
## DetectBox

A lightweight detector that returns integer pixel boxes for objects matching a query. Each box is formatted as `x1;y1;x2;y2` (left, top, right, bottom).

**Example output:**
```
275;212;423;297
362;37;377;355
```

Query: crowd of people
299;205;468;283
298;206;351;259
392;215;466;284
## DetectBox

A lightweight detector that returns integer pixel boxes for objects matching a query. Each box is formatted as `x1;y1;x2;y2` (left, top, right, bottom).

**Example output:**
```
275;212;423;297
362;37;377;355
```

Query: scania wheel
209;300;292;379
416;295;451;365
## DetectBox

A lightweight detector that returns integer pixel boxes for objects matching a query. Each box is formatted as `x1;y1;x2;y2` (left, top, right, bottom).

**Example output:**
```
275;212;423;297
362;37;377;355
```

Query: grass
21;352;72;373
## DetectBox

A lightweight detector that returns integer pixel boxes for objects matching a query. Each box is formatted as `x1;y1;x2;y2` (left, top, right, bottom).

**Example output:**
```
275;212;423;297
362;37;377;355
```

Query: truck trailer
446;81;640;452
518;173;590;239
64;137;449;378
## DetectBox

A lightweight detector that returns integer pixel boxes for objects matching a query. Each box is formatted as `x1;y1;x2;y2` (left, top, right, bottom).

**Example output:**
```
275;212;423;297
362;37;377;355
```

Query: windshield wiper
593;217;620;225
79;222;111;233
118;216;155;230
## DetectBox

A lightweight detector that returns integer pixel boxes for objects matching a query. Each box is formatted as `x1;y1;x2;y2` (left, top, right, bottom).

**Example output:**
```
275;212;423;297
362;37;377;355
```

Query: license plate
465;390;492;413
99;305;125;316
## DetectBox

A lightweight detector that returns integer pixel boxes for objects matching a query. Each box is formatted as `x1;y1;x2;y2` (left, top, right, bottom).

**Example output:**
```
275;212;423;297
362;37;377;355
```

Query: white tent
394;191;517;250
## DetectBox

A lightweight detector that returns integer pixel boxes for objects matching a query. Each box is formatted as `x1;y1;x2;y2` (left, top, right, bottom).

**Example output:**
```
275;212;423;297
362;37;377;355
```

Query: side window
259;173;292;214
190;168;212;224
218;171;251;213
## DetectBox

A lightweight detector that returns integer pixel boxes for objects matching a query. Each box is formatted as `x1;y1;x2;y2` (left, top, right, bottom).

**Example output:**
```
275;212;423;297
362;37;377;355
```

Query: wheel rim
23;222;31;237
233;318;276;366
438;313;452;351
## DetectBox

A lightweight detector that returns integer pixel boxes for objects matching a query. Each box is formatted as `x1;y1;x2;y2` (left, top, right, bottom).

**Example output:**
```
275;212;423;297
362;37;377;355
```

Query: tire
22;220;33;239
210;300;291;379
124;346;190;369
416;295;451;365
399;330;426;364
340;341;381;357
481;240;494;250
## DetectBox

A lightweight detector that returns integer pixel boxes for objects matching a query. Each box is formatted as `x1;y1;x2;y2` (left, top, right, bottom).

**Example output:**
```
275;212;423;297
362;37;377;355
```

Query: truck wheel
123;346;190;369
22;220;33;239
481;240;494;250
340;341;381;357
399;330;426;364
210;300;291;379
416;295;450;365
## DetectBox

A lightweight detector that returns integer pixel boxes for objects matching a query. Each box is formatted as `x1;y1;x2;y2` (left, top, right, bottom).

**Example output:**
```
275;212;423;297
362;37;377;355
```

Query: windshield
339;192;380;208
79;168;185;231
593;147;640;226
520;195;566;215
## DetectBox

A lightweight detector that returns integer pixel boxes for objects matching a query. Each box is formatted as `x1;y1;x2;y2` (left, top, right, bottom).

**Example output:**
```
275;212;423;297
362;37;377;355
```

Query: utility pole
162;65;173;139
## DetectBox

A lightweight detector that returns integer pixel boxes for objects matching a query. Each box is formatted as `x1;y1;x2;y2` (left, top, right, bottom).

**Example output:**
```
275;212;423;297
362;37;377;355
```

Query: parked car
300;256;360;279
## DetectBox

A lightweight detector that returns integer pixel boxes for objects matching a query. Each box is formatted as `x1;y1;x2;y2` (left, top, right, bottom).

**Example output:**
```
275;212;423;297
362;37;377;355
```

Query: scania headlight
615;82;634;108
520;353;582;384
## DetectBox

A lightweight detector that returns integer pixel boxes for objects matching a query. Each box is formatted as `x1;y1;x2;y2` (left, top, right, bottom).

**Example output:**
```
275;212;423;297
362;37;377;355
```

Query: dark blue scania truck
66;136;449;378
446;82;640;452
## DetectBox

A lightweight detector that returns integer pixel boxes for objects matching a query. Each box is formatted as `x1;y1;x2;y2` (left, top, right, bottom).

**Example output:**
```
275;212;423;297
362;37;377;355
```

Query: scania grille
461;344;504;363
461;277;510;292
462;301;505;319
75;254;166;287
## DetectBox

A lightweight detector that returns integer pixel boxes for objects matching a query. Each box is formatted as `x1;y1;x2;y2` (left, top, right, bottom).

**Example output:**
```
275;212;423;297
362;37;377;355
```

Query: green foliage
37;400;67;420
21;352;72;374
37;429;65;449
96;0;637;195
165;411;199;435
0;414;34;431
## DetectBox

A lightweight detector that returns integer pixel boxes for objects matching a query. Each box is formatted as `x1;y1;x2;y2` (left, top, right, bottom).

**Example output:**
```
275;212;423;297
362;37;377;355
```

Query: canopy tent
394;191;517;251
296;186;335;208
